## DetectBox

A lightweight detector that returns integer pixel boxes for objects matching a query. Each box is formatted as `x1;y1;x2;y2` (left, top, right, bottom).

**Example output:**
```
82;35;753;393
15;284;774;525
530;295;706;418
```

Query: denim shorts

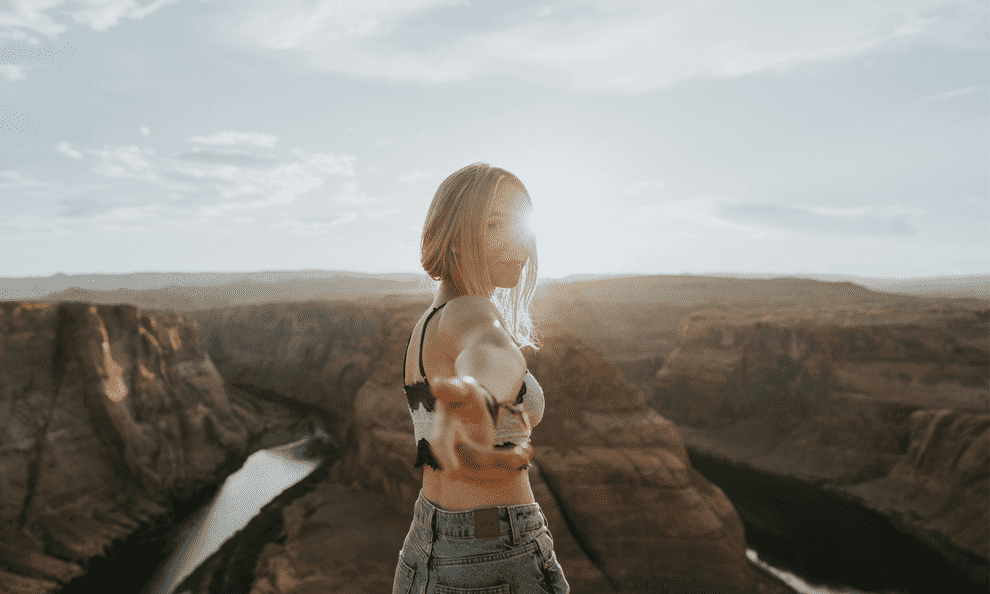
393;490;570;594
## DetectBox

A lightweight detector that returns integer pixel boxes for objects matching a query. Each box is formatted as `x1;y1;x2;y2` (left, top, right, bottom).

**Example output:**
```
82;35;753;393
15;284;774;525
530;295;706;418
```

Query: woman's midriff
422;466;536;510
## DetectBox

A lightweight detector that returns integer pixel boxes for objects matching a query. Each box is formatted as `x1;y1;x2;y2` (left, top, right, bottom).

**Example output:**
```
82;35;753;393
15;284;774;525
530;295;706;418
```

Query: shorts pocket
434;584;510;594
392;553;416;594
534;532;569;594
536;551;569;594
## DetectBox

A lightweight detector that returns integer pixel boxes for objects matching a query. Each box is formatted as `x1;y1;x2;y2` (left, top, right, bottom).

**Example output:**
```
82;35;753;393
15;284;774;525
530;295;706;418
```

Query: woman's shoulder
435;295;514;347
437;295;499;329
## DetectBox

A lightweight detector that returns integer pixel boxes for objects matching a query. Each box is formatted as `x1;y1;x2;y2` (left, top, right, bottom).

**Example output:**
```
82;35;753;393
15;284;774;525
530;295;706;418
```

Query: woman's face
484;180;536;289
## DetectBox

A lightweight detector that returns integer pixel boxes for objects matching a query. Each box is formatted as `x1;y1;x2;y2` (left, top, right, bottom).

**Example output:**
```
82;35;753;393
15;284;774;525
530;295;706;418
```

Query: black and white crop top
402;301;544;471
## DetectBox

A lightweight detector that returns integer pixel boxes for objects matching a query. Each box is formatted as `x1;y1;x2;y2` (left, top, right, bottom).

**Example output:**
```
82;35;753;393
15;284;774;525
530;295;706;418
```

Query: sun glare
527;203;584;278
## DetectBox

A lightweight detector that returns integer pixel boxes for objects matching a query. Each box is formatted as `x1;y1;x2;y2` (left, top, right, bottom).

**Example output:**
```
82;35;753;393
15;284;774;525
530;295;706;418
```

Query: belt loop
426;505;436;558
509;507;521;546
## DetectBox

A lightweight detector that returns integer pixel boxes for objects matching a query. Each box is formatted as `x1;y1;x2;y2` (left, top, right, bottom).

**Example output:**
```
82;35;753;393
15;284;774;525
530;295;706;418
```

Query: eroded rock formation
187;300;411;449
171;299;796;593
0;302;261;593
339;312;780;594
846;408;989;583
530;329;770;593
653;304;990;588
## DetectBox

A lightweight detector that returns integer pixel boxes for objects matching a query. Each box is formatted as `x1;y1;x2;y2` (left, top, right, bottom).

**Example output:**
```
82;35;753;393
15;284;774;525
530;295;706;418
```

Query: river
143;439;893;594
142;437;321;594
747;550;899;594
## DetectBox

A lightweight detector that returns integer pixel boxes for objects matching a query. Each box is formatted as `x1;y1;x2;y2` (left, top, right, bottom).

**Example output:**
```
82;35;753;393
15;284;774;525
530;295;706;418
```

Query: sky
1;0;987;280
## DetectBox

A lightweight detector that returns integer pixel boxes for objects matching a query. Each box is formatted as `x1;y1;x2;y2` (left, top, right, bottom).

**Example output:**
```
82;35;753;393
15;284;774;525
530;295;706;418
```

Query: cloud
230;0;460;50
335;181;377;204
267;205;398;236
186;130;279;148
55;141;83;159
69;0;183;32
716;202;919;237
366;207;399;217
921;84;984;102
624;181;650;195
0;104;33;133
36;140;358;221
60;200;99;217
0;189;146;237
270;212;359;235
0;0;182;38
2;138;365;240
89;145;160;183
0;29;96;83
0;214;68;237
400;169;433;183
644;197;749;232
0;0;70;39
0;64;27;81
170;150;358;211
219;0;986;93
0;169;61;190
179;152;272;166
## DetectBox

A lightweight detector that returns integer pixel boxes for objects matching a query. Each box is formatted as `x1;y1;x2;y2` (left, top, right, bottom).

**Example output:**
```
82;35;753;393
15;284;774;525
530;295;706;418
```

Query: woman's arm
427;376;533;474
425;296;534;474
437;295;527;406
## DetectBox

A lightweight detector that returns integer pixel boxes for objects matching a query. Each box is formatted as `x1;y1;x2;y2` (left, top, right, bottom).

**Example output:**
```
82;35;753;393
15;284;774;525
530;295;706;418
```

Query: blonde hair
421;163;540;350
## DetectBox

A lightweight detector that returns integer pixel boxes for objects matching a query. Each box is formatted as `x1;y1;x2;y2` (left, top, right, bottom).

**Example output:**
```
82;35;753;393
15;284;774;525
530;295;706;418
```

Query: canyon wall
0;302;261;593
182;300;793;593
652;304;989;588
186;299;414;450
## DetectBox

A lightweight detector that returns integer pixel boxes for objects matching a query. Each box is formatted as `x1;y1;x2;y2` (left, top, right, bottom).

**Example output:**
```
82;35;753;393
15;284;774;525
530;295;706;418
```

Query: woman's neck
433;278;491;308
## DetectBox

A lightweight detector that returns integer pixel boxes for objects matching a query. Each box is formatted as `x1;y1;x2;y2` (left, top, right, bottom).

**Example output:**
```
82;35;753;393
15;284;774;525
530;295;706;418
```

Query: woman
393;163;570;594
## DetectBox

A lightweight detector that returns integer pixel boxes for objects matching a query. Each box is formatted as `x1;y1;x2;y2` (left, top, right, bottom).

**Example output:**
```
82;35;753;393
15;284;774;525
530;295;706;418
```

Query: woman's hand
428;376;534;477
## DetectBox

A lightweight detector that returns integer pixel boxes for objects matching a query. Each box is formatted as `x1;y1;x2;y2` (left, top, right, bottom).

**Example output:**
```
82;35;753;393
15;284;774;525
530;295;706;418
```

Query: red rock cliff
0;302;261;592
344;314;773;594
653;304;989;580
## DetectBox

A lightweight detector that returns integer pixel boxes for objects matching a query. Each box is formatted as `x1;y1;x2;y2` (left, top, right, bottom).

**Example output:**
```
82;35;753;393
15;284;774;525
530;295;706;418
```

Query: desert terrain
0;272;986;593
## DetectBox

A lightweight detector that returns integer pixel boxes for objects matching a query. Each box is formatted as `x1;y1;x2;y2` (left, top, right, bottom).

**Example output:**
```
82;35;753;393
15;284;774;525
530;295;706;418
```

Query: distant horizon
5;268;988;283
3;268;986;304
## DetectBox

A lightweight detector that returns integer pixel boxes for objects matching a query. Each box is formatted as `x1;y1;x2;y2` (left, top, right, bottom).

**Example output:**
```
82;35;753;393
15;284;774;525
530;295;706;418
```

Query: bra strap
418;303;447;385
401;331;412;386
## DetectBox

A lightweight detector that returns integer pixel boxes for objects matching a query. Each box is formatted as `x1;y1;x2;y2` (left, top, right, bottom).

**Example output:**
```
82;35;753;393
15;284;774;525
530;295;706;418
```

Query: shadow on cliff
651;305;990;593
0;302;264;593
171;299;795;594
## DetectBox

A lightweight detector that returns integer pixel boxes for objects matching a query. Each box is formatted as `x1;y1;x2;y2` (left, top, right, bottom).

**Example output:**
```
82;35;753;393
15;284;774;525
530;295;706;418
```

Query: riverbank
168;457;341;594
135;434;938;594
144;437;322;594
162;454;801;594
688;448;988;594
52;382;321;594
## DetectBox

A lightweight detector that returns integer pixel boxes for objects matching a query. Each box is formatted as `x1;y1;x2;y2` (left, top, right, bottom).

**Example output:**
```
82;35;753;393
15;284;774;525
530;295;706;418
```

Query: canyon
179;299;792;594
652;304;989;592
1;273;986;593
0;303;261;594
